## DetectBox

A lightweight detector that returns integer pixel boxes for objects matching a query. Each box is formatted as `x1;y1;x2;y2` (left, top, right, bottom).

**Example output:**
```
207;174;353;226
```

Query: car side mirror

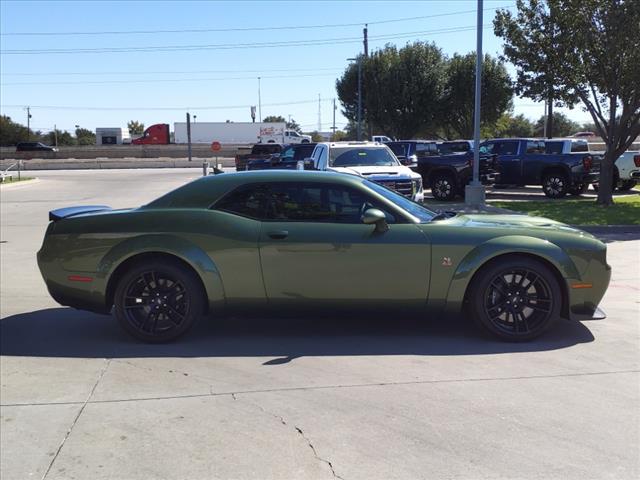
303;157;316;170
361;208;389;233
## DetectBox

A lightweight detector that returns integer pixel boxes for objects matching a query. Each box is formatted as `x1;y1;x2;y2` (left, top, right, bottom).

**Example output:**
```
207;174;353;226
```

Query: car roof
146;170;366;209
318;141;389;148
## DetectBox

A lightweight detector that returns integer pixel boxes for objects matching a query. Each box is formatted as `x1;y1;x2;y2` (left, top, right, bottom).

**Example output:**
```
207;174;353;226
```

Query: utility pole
186;112;192;162
54;124;58;147
363;24;368;57
257;77;262;122
26;107;31;140
465;0;486;206
332;98;336;141
318;94;322;133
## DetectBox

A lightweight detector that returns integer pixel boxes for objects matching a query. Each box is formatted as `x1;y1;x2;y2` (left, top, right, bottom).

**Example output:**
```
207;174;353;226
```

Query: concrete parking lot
1;168;639;480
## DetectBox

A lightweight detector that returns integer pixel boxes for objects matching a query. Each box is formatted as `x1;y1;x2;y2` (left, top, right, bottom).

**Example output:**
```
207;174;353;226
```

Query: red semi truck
131;124;171;145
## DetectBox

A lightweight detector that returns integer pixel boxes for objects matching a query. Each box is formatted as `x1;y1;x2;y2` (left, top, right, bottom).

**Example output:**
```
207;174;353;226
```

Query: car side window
494;141;519;155
264;183;395;224
281;147;294;159
526;141;545;153
213;184;269;220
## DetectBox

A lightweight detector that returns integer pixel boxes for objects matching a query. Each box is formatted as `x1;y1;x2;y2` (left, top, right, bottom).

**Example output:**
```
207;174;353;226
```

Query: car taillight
582;155;592;171
634;154;640;168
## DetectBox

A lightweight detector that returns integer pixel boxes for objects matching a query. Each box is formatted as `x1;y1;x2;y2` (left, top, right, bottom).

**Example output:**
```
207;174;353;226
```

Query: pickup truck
246;143;317;170
235;143;284;171
399;140;499;201
307;141;424;202
480;138;600;198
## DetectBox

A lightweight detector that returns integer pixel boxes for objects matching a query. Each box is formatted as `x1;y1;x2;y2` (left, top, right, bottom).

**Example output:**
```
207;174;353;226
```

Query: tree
43;129;75;146
533;112;580;137
75;127;96;145
337;42;447;139
491;113;535;137
262;115;302;132
440;53;513;138
127;120;144;135
494;0;640;205
0;115;30;145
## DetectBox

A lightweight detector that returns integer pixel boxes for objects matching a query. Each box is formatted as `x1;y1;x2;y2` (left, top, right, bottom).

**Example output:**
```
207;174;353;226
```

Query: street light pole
257;77;262;122
465;0;486;206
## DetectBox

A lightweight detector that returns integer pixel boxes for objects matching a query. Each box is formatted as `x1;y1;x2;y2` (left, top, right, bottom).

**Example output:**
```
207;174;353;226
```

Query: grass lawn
490;194;640;225
0;176;34;185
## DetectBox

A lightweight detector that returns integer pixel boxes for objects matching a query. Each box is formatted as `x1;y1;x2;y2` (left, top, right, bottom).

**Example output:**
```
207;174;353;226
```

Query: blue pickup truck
480;138;600;198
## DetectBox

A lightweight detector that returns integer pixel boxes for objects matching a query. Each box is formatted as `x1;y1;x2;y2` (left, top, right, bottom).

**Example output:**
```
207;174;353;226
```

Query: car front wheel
430;173;457;201
114;259;205;343
542;173;569;198
467;256;561;341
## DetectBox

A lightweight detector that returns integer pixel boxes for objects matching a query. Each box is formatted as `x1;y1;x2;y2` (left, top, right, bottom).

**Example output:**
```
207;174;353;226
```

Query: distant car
372;135;392;143
16;142;58;152
235;143;284;171
37;170;611;343
571;131;597;138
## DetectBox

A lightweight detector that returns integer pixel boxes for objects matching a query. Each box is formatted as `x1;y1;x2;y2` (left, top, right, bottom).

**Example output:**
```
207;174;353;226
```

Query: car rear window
329;147;399;167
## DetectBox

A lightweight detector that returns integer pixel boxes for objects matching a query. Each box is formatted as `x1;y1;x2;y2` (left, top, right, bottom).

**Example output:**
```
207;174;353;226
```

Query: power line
0;72;341;87
0;98;336;111
0;67;344;77
0;24;492;55
0;5;514;36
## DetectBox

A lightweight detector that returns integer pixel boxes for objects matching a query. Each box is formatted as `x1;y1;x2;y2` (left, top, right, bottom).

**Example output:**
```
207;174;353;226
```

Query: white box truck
95;127;131;145
173;122;311;144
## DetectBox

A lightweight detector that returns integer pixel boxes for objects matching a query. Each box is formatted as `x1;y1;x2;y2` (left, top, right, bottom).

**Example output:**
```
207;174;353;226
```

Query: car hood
447;214;595;237
329;165;418;178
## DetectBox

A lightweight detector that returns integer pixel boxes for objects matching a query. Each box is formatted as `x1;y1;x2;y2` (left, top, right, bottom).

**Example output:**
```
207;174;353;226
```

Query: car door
258;181;431;308
492;140;521;184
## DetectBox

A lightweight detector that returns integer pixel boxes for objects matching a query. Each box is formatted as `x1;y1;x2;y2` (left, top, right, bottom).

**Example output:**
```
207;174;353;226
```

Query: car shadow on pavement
0;307;594;362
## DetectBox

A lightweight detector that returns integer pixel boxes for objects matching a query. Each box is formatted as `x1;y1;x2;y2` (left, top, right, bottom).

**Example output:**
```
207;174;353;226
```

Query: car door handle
268;230;289;240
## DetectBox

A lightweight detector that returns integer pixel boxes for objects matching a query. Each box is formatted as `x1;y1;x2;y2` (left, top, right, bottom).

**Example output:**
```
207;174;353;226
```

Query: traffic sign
211;141;221;152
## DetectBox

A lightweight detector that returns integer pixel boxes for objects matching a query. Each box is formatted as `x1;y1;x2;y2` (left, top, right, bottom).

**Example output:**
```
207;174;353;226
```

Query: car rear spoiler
49;205;111;222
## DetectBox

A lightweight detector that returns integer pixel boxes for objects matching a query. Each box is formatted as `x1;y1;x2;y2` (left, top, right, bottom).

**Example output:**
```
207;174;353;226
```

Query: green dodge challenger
37;170;610;343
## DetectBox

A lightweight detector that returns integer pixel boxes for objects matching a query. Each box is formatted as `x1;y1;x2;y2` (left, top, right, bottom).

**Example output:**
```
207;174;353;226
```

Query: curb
573;225;640;234
0;178;40;189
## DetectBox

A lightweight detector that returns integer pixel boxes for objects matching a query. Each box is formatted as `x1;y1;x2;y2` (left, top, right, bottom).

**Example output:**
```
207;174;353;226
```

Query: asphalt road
1;169;639;480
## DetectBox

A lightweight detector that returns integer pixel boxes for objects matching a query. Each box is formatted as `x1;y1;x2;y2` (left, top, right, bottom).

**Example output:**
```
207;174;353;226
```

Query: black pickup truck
246;143;317;170
234;143;284;171
399;140;499;201
480;138;600;198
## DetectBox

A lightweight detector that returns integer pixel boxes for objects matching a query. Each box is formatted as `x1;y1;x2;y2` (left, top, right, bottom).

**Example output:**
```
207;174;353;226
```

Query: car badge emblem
442;257;452;267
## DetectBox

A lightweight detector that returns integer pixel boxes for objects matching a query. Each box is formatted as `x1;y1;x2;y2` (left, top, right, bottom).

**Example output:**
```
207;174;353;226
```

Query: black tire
592;183;599;192
114;259;205;343
301;139;310;144
568;183;589;196
467;256;561;341
618;180;637;191
430;173;457;201
542;172;569;198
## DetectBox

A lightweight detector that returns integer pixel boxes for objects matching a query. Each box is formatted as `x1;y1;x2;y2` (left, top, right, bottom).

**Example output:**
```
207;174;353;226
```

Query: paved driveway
1;169;638;480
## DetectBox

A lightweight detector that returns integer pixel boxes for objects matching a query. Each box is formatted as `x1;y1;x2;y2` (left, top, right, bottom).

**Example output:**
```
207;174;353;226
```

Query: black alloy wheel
114;260;204;343
568;183;589;195
542;173;569;198
468;257;561;341
618;180;637;191
431;173;457;201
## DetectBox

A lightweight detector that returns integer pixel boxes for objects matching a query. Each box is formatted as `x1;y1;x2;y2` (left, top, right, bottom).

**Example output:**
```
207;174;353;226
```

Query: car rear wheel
542;172;569;198
114;259;205;343
618;180;637;191
568;183;589;195
430;173;457;201
467;257;561;341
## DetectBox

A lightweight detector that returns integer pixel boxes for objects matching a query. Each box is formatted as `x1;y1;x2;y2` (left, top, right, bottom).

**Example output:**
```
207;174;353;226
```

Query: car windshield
364;180;436;223
330;147;399;167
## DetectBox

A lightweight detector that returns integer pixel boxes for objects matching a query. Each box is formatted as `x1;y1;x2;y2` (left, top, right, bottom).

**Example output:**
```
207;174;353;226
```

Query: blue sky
0;0;592;135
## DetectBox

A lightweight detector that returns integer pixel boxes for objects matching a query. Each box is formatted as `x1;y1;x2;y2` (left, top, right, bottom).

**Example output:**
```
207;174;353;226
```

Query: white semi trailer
173;122;310;144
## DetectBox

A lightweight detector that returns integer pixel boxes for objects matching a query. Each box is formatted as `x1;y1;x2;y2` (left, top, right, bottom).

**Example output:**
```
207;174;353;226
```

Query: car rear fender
443;235;579;315
98;234;225;310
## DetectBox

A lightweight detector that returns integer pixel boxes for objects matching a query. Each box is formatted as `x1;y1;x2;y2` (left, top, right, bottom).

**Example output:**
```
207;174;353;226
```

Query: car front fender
443;235;580;315
97;234;226;309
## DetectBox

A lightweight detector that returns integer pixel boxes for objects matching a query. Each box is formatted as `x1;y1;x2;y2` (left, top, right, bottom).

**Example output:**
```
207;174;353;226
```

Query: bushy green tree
127;120;144;135
441;52;513;138
494;0;640;205
0;115;30;145
491;113;536;137
533;112;580;137
43;129;75;146
75;127;96;145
